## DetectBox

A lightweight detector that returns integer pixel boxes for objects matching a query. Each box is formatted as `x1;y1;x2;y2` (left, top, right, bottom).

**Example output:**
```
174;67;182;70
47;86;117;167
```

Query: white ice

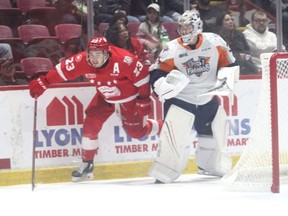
0;174;287;216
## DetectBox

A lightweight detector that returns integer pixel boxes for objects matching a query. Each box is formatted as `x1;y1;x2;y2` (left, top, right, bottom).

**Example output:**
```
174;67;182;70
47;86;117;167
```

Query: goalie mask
178;10;203;45
87;36;110;68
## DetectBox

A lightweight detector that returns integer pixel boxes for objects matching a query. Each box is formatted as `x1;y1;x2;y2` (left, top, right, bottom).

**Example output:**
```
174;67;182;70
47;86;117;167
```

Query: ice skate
197;167;223;177
72;162;94;182
154;179;164;184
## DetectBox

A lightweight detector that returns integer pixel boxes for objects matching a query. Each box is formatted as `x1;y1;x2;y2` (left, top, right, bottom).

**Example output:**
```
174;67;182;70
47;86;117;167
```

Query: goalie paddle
32;98;38;191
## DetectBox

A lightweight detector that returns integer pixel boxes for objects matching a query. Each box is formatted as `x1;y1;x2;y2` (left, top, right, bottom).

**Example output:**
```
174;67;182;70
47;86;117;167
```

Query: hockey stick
32;98;38;191
198;79;235;106
197;80;229;97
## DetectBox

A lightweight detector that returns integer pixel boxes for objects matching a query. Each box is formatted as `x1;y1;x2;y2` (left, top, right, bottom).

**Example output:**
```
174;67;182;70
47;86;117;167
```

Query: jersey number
134;61;143;77
65;58;75;71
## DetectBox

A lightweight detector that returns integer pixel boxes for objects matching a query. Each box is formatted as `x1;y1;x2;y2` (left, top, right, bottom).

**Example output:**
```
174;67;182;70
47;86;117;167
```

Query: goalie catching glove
29;75;49;99
154;70;190;102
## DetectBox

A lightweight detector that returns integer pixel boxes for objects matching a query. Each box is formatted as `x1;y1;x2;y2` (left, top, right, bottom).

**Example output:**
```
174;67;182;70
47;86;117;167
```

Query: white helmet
178;10;203;45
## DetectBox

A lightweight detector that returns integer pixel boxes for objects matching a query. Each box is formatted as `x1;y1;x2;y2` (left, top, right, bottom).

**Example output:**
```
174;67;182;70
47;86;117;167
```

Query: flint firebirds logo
183;56;210;77
46;96;84;126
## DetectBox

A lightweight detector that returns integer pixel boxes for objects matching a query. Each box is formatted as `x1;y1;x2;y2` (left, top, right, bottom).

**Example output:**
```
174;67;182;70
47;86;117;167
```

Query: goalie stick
32;98;38;191
198;80;229;96
197;79;236;106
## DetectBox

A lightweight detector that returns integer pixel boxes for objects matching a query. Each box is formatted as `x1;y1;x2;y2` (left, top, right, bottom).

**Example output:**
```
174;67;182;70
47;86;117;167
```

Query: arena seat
20;57;53;79
0;25;14;38
0;25;25;63
128;22;141;38
162;22;180;40
18;24;64;65
54;23;82;45
18;24;59;45
0;0;22;32
16;0;57;35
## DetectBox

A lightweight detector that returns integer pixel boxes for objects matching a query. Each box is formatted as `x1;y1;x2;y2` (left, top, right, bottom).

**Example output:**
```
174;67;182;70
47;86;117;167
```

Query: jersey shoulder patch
159;39;179;61
110;46;136;66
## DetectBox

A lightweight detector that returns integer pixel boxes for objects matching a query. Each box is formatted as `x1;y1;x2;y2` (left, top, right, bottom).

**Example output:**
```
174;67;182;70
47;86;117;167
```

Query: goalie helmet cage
222;52;288;193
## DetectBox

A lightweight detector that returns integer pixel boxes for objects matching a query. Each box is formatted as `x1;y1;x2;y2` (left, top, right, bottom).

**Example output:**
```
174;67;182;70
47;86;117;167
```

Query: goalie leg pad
148;105;195;183
195;106;232;177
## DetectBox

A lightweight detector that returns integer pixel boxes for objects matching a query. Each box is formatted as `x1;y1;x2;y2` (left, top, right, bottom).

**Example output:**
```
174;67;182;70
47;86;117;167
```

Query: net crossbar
222;52;288;193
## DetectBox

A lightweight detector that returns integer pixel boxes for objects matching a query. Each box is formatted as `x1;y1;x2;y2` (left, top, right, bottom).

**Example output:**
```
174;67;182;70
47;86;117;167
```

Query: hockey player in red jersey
148;9;240;183
29;36;162;182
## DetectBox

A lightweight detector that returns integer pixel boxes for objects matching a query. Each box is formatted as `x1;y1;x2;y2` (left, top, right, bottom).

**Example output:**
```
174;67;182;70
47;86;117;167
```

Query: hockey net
222;52;288;193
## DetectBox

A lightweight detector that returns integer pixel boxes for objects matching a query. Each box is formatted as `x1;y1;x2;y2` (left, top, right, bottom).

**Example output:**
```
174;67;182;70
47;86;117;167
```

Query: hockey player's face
88;50;107;68
178;24;193;36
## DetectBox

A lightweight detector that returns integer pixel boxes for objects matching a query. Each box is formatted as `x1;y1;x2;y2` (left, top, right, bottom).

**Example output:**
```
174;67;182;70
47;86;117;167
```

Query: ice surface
0;174;287;216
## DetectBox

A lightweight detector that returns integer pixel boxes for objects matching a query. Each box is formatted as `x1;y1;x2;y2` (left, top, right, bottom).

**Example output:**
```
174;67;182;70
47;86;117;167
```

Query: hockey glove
217;66;239;92
135;97;152;116
29;75;49;98
154;70;190;102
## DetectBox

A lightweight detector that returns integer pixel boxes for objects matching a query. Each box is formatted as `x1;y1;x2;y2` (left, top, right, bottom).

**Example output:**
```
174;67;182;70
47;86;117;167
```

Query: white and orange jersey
152;32;236;105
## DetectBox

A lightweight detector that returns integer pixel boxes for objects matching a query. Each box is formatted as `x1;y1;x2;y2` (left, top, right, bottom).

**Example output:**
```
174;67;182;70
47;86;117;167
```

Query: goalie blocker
148;105;232;183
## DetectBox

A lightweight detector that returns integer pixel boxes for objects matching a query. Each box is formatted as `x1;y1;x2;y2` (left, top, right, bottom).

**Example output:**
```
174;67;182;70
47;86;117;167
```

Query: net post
269;53;280;193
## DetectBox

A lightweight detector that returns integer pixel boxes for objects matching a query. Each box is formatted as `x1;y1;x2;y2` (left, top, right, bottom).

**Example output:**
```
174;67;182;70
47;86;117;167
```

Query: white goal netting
222;52;288;192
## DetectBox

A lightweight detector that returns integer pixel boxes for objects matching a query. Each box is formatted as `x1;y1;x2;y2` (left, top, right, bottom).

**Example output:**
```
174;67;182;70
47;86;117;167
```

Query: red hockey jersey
45;45;150;103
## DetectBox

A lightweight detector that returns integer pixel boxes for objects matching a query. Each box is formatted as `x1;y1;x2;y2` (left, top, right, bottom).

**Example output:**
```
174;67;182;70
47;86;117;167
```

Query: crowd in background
1;0;287;86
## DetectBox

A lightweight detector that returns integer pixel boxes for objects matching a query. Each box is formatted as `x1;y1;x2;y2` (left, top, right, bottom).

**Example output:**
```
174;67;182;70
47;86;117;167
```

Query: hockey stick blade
197;81;231;97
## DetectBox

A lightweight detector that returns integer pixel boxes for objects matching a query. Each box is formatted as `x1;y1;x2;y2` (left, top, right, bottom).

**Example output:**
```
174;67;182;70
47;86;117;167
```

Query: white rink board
0;79;261;170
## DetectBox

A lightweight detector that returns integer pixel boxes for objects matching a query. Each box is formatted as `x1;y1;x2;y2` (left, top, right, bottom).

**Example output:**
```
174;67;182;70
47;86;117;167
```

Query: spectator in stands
105;21;151;66
194;0;224;33
130;0;174;23
53;0;84;24
93;0;140;26
0;43;28;86
100;11;129;36
164;0;195;22
243;10;286;72
216;13;258;75
109;11;129;27
136;3;169;59
0;43;13;59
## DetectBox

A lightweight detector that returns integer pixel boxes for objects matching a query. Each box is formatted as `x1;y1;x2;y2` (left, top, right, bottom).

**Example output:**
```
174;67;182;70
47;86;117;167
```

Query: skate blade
197;170;222;177
72;173;94;183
